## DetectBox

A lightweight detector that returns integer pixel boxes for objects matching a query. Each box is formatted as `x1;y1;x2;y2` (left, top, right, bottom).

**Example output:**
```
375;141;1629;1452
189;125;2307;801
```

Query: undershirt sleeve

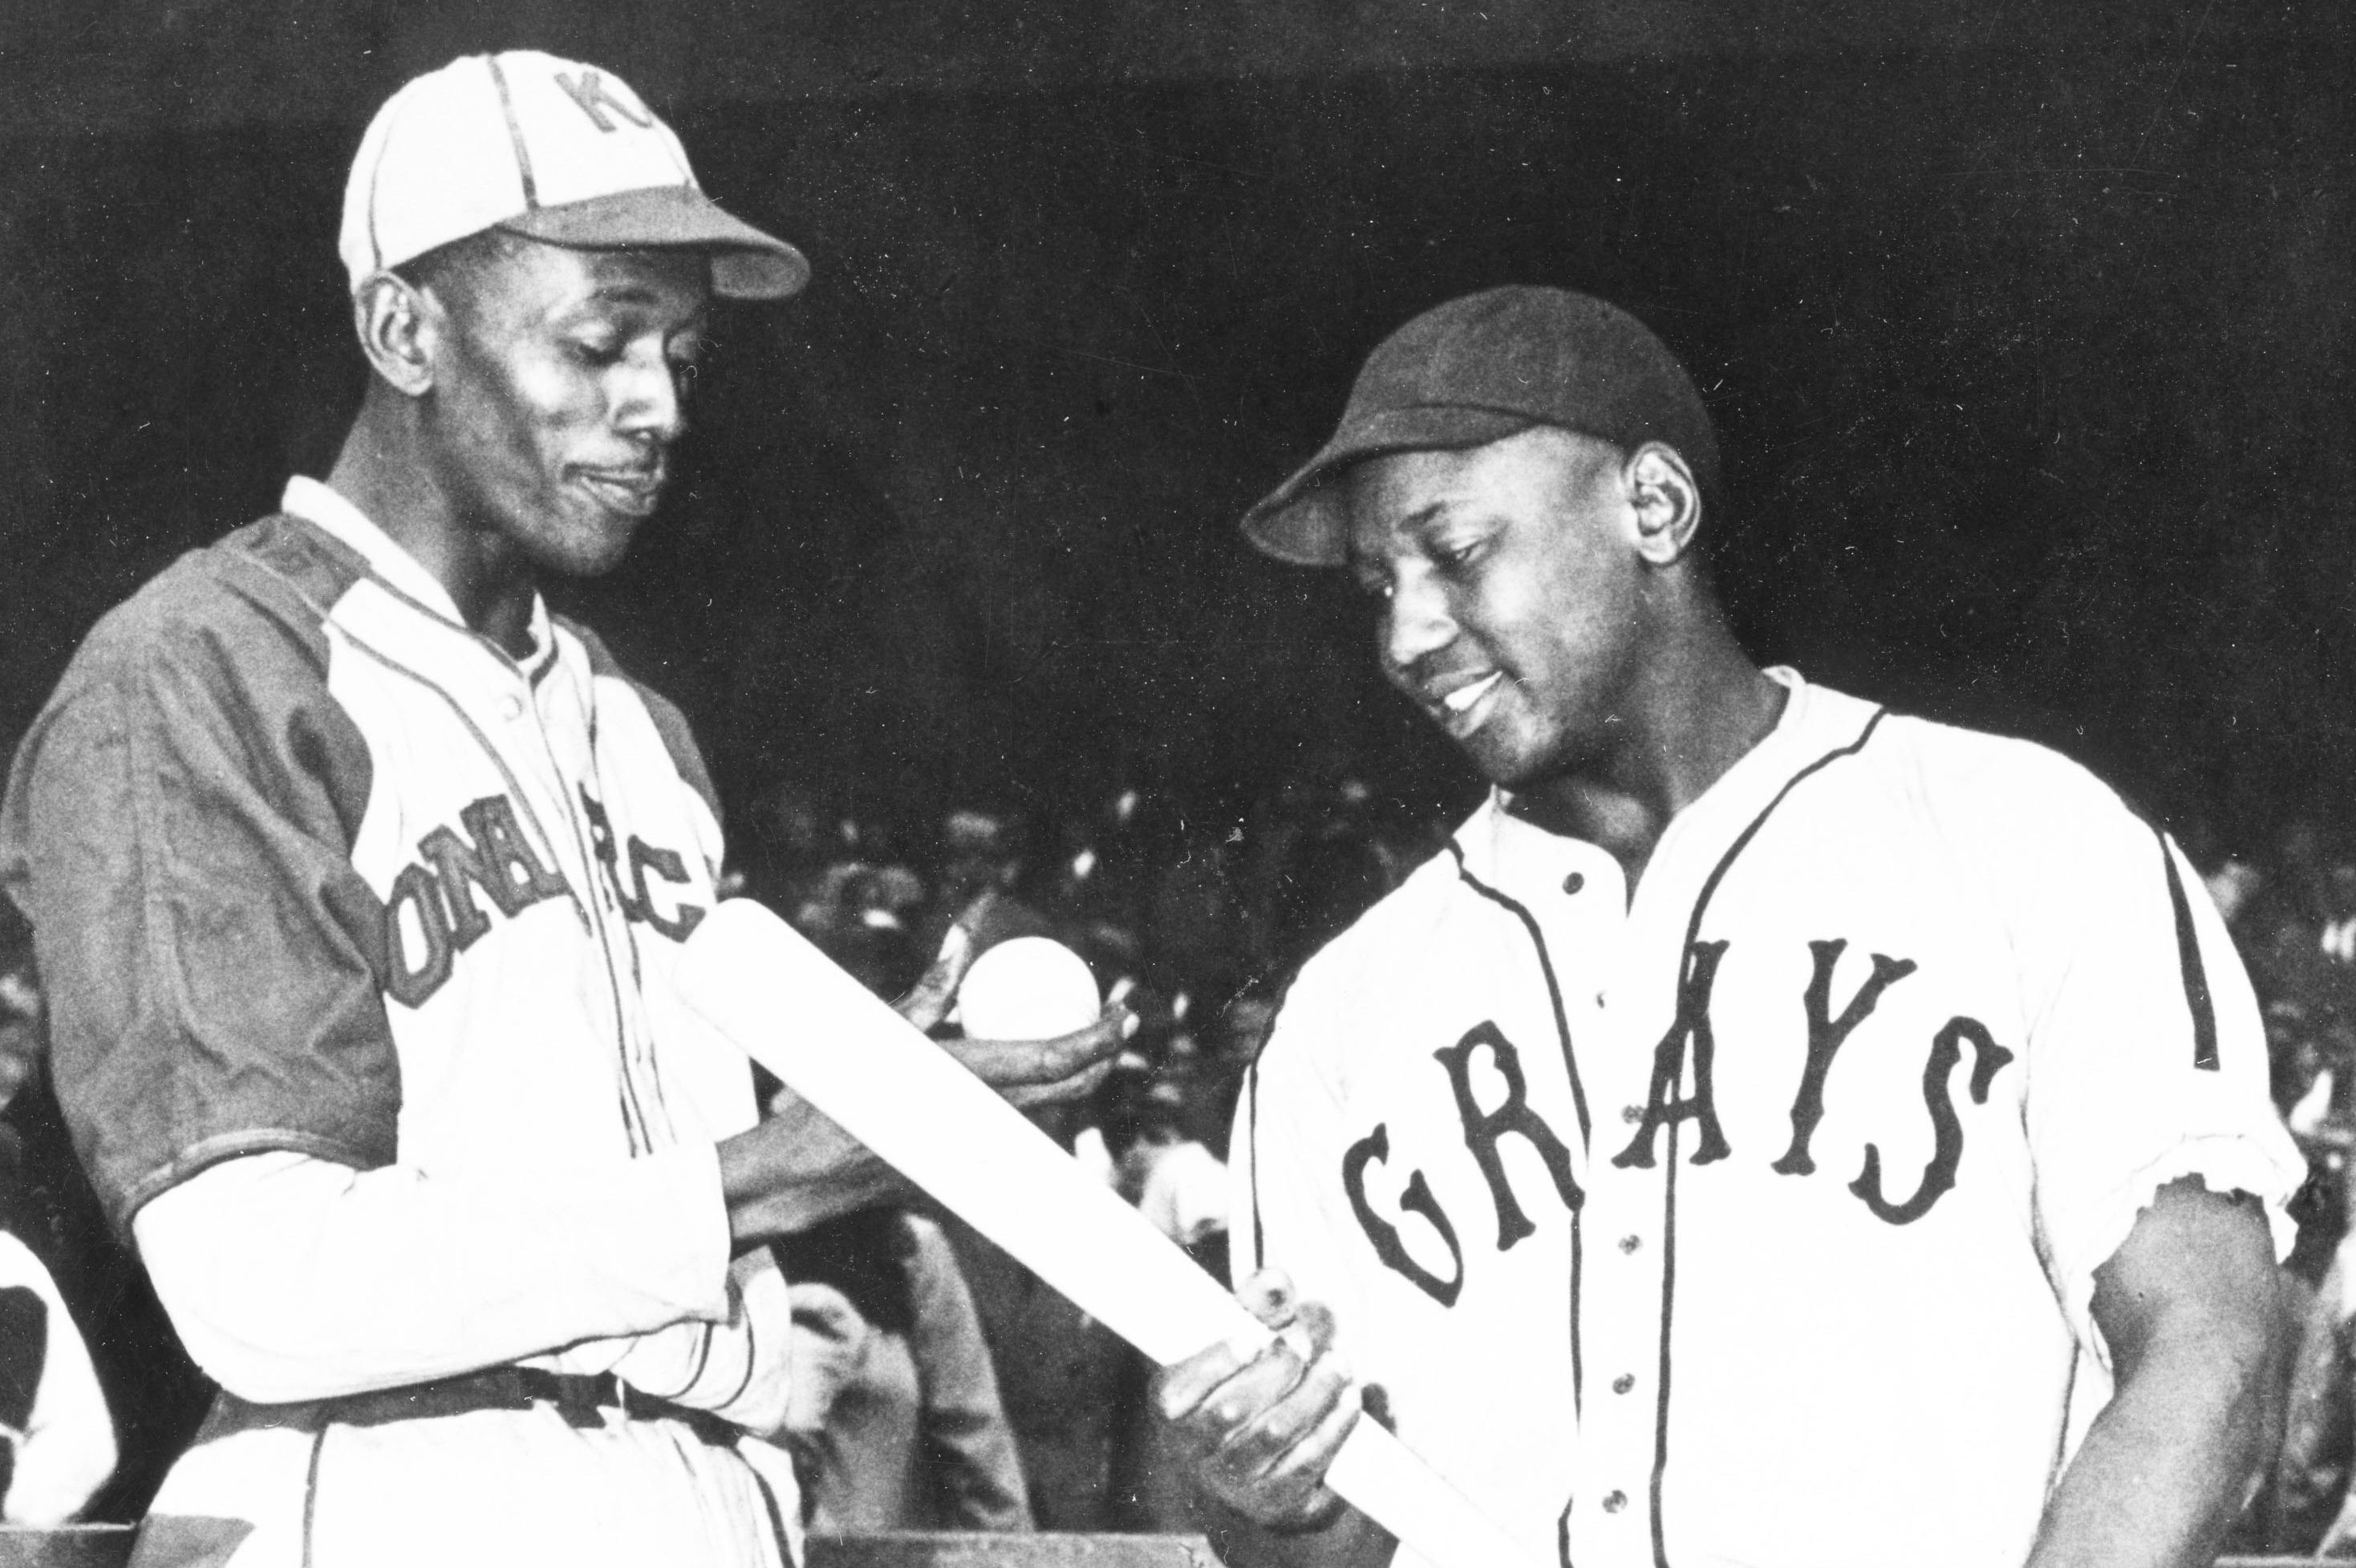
134;1146;732;1404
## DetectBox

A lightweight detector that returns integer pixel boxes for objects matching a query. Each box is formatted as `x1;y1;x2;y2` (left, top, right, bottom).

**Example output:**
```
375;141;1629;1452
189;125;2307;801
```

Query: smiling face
416;238;710;581
1345;426;1655;794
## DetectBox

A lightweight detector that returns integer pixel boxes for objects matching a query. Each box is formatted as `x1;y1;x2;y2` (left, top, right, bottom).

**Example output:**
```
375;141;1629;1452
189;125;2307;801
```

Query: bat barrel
679;901;1547;1568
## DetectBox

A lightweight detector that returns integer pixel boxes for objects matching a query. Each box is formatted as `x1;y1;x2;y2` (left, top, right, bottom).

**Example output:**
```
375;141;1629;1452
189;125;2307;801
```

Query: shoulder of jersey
551;612;720;824
1855;702;2166;885
64;513;361;683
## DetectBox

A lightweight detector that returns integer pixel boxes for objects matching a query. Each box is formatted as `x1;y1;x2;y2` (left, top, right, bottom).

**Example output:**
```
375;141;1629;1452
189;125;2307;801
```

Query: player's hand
892;890;994;1035
943;1003;1136;1108
782;1281;872;1436
898;888;1136;1107
1153;1269;1361;1531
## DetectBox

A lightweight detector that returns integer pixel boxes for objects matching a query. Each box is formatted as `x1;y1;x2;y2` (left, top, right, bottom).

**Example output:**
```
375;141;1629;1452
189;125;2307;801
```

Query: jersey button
498;694;525;721
1612;1373;1635;1395
1619;1234;1642;1254
1562;871;1584;894
1602;1490;1628;1514
1620;1104;1643;1124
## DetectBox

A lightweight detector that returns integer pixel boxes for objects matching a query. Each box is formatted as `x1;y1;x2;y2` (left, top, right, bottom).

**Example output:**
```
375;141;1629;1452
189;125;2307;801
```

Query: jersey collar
1457;665;1833;895
280;476;557;662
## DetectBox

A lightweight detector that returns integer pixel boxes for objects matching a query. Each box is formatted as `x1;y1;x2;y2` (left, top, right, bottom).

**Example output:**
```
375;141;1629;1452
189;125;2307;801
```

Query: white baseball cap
340;51;809;301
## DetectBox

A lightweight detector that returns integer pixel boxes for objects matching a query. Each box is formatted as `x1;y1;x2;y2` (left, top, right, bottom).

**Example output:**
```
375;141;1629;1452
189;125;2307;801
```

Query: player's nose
614;347;688;445
1382;572;1456;674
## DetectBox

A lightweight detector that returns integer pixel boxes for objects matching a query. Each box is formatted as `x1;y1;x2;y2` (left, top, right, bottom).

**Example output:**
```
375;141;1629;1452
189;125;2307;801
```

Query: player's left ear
352;271;439;399
1624;443;1703;568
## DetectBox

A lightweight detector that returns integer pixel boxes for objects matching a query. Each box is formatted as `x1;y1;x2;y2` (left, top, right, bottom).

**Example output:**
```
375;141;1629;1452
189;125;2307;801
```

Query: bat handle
1215;1281;1541;1568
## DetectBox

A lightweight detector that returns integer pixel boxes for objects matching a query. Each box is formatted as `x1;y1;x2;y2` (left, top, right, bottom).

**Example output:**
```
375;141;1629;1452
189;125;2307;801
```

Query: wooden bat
679;898;1547;1568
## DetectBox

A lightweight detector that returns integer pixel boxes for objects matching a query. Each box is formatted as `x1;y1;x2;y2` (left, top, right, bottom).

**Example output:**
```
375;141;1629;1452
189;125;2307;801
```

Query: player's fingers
1290;1299;1340;1358
947;1003;1136;1090
1168;1342;1316;1465
894;914;980;1033
1227;1376;1363;1530
1238;1269;1300;1332
997;1048;1121;1108
787;1283;863;1341
1207;1338;1353;1479
1151;1333;1275;1428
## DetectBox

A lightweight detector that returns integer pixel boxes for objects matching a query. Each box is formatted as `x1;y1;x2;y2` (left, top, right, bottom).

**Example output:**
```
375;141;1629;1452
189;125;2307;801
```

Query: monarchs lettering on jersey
381;791;704;1008
579;787;707;941
419;797;571;950
384;796;570;1008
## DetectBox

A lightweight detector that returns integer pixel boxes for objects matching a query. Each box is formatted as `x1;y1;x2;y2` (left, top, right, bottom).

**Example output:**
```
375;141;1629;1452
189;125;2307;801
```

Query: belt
205;1365;741;1448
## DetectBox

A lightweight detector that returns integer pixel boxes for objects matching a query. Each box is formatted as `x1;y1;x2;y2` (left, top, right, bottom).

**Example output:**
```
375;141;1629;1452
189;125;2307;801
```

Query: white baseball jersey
1232;667;2300;1568
2;479;795;1567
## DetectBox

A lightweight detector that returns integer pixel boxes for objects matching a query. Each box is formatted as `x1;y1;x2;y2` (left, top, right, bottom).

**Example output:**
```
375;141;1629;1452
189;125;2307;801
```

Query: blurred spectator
774;1207;1031;1534
1096;1053;1228;1271
2248;820;2356;1039
0;1220;115;1524
0;902;181;1524
928;1213;1133;1531
2273;1226;2356;1554
922;809;1057;960
2209;856;2268;934
0;1104;114;1525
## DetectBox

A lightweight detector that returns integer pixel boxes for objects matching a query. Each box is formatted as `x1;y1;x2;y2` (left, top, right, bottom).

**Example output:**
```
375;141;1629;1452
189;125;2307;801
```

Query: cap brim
504;186;811;301
1239;406;1535;566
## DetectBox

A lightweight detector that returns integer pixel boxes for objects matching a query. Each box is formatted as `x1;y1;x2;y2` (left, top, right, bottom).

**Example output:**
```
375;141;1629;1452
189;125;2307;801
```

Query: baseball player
1153;287;2302;1568
0;51;1126;1568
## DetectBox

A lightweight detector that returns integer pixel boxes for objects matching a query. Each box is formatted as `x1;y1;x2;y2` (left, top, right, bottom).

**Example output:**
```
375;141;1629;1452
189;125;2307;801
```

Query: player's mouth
574;464;667;519
1428;671;1505;739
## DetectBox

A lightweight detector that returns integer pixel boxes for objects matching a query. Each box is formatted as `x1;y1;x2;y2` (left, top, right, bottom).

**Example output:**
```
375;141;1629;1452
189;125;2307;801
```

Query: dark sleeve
2;595;400;1238
905;1218;1033;1530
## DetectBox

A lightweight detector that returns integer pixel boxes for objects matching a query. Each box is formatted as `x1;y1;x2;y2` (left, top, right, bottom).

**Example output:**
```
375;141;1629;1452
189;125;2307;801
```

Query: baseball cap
1242;286;1720;565
340;51;808;302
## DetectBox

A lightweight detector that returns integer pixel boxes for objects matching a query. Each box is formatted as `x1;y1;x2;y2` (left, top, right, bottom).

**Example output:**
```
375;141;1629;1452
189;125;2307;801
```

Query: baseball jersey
1232;667;2301;1568
1;478;795;1566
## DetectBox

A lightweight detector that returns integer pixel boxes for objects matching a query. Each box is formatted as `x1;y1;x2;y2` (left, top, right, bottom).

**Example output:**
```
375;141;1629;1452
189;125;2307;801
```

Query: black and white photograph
0;5;2350;1566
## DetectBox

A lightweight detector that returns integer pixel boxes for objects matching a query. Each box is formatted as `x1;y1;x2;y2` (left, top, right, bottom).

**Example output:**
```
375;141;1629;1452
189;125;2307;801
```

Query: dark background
2;0;2350;846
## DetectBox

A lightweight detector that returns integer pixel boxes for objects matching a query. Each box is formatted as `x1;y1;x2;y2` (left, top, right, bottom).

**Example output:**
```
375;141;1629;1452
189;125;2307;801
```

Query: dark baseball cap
1242;286;1721;566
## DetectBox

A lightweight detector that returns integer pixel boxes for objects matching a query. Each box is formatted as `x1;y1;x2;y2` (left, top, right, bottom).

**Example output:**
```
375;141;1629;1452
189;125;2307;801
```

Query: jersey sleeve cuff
620;1139;734;1320
2048;1132;2304;1372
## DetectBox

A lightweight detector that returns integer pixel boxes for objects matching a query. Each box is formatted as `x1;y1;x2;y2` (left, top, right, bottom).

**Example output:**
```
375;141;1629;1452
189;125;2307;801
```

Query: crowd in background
15;768;2356;1549
2197;821;2356;1554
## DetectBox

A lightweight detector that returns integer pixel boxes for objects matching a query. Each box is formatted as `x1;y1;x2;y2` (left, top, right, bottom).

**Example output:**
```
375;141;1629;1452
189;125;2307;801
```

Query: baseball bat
679;898;1547;1568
